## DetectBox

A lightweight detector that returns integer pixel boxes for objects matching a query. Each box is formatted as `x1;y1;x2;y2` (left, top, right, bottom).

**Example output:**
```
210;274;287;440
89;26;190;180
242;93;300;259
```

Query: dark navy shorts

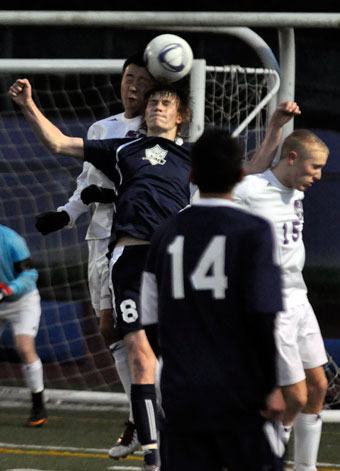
109;244;150;339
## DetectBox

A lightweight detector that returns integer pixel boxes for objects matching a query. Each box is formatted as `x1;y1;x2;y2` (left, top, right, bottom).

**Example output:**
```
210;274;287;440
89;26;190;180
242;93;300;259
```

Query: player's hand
261;387;285;421
0;282;14;302
35;210;70;235
269;101;301;129
81;185;116;205
8;78;33;107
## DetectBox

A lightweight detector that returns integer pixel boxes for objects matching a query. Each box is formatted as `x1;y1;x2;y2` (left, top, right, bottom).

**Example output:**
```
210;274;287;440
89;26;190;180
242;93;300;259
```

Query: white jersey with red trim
233;169;307;308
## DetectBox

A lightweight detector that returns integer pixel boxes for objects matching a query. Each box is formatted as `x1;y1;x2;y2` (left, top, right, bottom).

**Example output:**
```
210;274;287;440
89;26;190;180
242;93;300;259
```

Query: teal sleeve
8;268;38;300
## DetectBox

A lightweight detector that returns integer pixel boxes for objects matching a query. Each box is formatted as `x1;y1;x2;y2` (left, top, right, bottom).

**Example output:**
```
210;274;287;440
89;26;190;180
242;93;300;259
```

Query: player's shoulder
89;112;125;128
0;224;27;250
238;170;271;191
87;112;143;139
0;224;20;240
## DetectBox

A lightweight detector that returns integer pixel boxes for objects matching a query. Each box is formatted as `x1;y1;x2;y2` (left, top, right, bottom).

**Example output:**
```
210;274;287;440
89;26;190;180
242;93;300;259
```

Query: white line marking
107;467;142;470
0;442;108;453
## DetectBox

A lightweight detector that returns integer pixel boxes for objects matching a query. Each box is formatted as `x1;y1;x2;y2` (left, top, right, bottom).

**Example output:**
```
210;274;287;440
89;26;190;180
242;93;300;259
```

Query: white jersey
233;169;307;308
58;113;143;240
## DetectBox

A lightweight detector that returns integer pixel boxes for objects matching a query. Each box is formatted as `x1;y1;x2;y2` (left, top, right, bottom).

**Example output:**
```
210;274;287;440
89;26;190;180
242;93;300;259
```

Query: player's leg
109;334;140;459
12;290;47;427
110;245;160;469
127;329;159;469
293;302;328;471
89;239;139;458
281;380;308;443
275;305;307;444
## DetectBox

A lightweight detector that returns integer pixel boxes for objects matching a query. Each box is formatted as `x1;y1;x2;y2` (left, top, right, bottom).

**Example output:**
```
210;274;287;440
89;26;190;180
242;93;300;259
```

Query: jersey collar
193;197;240;209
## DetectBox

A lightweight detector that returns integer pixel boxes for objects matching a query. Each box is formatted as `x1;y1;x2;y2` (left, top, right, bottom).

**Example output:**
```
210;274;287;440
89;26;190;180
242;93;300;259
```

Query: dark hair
122;50;147;72
190;128;243;193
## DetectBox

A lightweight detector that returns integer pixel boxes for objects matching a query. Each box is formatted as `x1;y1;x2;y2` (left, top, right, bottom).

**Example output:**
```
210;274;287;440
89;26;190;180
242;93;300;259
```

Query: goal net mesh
0;67;276;393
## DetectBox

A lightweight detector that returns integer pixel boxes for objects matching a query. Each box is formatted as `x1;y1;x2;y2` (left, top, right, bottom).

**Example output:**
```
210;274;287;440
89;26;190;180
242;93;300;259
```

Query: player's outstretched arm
245;101;301;175
8;78;84;159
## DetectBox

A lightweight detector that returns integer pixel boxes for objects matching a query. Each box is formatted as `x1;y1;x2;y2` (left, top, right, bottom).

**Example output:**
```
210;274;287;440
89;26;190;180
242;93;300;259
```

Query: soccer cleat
108;420;140;459
25;407;48;427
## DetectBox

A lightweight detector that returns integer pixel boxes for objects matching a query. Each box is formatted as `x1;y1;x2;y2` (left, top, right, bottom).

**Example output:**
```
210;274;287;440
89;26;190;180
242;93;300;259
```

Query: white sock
293;412;322;471
22;359;44;393
111;340;134;423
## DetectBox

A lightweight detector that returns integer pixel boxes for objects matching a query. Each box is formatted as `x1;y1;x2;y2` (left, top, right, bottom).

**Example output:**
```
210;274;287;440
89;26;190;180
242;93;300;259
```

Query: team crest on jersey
143;145;168;165
294;199;304;221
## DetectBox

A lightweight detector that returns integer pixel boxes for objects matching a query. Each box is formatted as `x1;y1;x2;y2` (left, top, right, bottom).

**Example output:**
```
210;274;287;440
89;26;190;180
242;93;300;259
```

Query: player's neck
272;164;293;188
147;128;177;141
124;110;140;120
200;192;233;200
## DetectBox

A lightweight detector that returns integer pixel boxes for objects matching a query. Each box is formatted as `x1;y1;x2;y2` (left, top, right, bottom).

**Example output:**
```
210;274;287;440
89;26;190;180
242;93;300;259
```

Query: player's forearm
244;125;282;175
8;268;38;299
19;99;84;158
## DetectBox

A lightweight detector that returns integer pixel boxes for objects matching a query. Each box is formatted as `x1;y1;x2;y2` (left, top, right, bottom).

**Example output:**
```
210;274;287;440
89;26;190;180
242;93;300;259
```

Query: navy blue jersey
141;199;283;432
84;136;191;241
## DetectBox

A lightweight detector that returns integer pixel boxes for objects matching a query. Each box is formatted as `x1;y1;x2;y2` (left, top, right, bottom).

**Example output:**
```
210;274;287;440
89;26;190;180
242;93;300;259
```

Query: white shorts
275;300;327;386
0;289;41;337
87;238;112;315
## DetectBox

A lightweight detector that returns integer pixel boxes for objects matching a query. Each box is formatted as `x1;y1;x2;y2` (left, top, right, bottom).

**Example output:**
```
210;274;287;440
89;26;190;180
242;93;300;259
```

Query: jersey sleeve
8;232;38;298
243;219;283;315
83;138;123;185
8;268;38;299
56;121;119;226
57;162;92;227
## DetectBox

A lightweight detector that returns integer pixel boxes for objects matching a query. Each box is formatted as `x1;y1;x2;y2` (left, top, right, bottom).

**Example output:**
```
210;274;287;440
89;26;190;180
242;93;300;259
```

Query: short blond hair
280;129;329;160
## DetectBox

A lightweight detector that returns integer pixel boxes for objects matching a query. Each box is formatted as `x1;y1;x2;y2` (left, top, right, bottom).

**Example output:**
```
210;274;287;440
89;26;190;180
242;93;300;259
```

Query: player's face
121;64;155;119
291;148;328;191
145;92;183;139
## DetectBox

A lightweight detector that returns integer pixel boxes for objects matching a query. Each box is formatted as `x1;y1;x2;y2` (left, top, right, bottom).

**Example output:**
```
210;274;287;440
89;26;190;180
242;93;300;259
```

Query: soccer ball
144;34;194;83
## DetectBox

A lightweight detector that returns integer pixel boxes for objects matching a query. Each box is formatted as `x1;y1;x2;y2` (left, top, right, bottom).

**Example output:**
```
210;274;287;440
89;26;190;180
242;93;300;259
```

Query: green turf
1;407;340;470
0;407;142;470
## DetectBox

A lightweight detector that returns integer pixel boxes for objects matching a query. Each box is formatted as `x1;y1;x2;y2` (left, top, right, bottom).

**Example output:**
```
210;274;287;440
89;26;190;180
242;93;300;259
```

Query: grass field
0;406;340;470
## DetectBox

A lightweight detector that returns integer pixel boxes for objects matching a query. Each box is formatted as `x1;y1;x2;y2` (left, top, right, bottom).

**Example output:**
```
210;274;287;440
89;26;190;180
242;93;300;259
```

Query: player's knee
15;335;37;363
285;389;308;414
16;343;37;363
307;373;328;402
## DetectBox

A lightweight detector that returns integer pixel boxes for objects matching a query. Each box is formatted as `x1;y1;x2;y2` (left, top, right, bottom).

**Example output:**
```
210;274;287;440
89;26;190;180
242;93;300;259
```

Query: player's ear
287;150;298;166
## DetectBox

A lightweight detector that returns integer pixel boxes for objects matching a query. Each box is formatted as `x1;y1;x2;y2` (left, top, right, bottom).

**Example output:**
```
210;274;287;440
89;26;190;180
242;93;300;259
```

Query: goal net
0;63;279;399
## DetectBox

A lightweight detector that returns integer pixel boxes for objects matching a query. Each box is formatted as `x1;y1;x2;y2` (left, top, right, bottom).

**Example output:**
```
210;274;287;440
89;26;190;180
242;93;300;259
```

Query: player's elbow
51;136;83;158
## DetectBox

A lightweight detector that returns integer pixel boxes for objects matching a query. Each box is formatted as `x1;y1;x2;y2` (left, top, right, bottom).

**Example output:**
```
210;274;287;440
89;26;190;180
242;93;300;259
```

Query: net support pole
268;27;296;164
278;27;296;135
189;59;206;142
